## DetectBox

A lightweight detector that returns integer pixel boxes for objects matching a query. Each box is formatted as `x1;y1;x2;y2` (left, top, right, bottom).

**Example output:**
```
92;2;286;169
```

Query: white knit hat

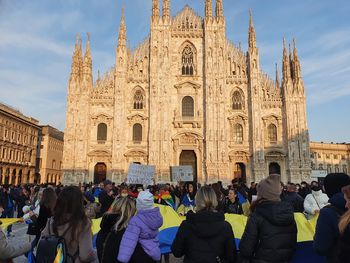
136;190;154;211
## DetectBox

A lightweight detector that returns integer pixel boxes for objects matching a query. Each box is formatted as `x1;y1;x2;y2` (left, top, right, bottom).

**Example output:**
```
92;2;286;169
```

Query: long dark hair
40;187;57;213
53;186;89;246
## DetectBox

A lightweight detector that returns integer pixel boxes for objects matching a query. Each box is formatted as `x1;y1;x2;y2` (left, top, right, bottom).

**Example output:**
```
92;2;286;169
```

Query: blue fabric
292;242;326;263
181;194;195;207
237;192;247;204
94;188;102;198
27;250;36;263
158;227;179;254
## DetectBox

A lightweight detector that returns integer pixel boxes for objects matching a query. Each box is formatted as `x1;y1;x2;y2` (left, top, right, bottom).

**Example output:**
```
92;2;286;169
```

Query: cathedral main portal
179;150;197;182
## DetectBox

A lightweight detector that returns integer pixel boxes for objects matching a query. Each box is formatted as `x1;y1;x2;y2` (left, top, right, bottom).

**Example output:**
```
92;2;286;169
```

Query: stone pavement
8;222;182;263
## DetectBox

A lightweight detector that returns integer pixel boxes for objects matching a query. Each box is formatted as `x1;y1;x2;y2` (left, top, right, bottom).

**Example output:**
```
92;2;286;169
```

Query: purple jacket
117;207;163;262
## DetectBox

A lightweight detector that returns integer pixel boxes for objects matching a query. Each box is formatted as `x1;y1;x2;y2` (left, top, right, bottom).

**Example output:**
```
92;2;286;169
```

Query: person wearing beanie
239;174;297;263
117;190;163;263
314;173;350;262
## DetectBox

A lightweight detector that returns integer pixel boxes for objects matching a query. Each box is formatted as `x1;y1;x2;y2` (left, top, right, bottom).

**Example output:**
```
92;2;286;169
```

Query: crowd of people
0;172;349;263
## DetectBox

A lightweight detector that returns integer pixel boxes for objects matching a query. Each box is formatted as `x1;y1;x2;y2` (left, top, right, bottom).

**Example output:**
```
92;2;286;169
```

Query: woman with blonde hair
172;185;237;263
336;185;350;262
96;197;156;263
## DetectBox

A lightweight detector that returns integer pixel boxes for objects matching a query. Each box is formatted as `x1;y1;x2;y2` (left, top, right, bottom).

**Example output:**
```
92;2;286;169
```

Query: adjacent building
62;0;311;185
0;102;40;184
36;125;64;184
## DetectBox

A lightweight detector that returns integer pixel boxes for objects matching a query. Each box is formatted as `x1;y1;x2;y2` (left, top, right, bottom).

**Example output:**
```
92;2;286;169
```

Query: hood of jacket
137;207;163;231
100;213;121;232
256;201;295;226
329;192;346;211
311;190;323;197
186;210;227;238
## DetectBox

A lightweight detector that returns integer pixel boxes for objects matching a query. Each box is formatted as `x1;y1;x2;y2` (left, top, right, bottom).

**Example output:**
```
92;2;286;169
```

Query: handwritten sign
171;166;194;182
127;163;155;185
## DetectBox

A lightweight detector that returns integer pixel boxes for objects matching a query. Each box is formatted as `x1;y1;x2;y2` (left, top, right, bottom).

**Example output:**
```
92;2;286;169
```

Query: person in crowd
282;183;304;213
98;180;115;217
304;183;329;218
118;185;130;199
96;197;156;263
314;173;350;262
40;186;98;263
83;190;101;220
0;185;15;237
32;187;57;248
212;183;225;212
299;181;311;199
177;182;196;216
172;185;237;262
0;202;31;262
16;185;30;218
224;189;243;214
239;174;297;263
336;185;350;263
117;190;163;263
248;182;257;203
93;183;104;198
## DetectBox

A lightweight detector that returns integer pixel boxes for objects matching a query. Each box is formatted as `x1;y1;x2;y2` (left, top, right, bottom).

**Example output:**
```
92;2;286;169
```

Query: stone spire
70;33;83;78
282;38;291;84
163;0;170;20
215;0;223;21
275;63;280;89
83;32;92;83
152;0;160;20
248;10;256;49
205;0;213;21
118;4;126;48
293;38;302;81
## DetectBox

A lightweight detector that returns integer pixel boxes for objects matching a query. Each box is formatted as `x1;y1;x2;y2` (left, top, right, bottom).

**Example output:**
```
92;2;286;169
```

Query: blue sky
0;0;349;142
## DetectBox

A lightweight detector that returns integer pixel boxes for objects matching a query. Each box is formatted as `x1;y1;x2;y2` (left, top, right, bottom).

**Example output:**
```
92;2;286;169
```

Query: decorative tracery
232;91;243;110
133;89;144;109
182;45;194;75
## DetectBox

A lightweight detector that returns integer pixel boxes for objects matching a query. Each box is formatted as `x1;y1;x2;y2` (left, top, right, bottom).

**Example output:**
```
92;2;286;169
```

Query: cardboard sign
171;166;194;182
127;163;155;185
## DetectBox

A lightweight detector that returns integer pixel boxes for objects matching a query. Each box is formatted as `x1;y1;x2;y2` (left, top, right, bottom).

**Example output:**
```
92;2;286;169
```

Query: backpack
36;219;78;263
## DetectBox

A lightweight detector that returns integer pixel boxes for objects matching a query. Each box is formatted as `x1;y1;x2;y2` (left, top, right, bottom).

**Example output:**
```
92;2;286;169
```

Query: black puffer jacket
239;201;297;263
171;210;237;263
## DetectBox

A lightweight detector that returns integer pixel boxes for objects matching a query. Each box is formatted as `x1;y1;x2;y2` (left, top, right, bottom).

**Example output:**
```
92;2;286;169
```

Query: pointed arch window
268;124;277;144
233;124;243;144
97;123;107;141
133;123;142;142
182;45;194;75
232;91;243;110
182;96;194;117
133;89;144;110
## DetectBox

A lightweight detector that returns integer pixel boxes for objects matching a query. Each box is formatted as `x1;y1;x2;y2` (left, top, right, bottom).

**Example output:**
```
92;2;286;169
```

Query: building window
97;123;107;141
319;164;323;170
233;124;243;144
335;165;340;173
182;96;194;117
52;160;56;169
133;89;144;110
334;154;338;160
181;45;194;75
132;123;142;142
311;162;315;169
326;154;330;159
268;124;277;144
317;153;321;159
232;91;243;110
341;155;346;160
327;164;332;174
343;165;348;174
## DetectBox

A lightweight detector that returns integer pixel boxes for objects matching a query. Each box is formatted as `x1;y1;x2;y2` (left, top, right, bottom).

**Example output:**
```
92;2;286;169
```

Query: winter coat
239;201;297;263
223;198;243;214
314;192;347;263
98;190;114;217
96;213;156;263
0;225;31;263
282;192;304;213
335;223;350;263
171;210;237;263
41;218;98;263
36;205;52;234
117;207;163;263
304;190;329;215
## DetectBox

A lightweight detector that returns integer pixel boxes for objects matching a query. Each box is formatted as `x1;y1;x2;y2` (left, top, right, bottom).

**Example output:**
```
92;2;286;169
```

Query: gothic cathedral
62;0;311;185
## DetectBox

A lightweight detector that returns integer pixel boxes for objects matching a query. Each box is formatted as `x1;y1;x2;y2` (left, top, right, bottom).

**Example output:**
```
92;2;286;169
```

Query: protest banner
127;163;155;185
171;165;193;182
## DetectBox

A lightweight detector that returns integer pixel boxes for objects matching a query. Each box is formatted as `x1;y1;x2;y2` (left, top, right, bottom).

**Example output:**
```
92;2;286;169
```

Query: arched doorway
234;163;247;183
179;150;197;182
269;162;281;175
5;168;10;185
94;163;107;184
11;169;16;185
18;170;22;185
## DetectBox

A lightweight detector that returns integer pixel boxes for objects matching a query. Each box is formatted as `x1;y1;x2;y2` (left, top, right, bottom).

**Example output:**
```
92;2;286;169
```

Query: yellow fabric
91;217;102;235
224;214;248;239
155;204;184;231
53;245;63;263
0;218;21;231
241;202;251;216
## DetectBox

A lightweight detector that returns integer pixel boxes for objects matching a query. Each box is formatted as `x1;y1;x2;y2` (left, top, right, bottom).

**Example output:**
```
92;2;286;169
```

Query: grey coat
0;225;31;262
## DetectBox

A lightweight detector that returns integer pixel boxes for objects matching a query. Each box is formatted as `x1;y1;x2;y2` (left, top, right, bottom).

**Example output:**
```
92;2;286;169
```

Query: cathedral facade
62;0;311;185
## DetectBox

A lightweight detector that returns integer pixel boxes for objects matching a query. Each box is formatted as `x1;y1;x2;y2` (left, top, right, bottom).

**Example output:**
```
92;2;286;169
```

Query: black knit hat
324;173;350;198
